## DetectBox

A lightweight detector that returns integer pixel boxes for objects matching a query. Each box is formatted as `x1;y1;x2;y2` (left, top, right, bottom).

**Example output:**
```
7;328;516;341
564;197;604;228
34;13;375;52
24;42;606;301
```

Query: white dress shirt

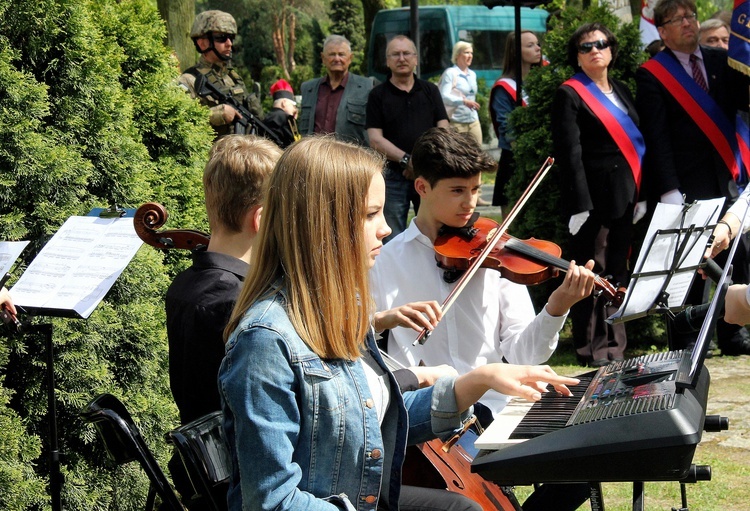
672;48;708;87
369;221;567;415
438;65;479;124
729;186;750;234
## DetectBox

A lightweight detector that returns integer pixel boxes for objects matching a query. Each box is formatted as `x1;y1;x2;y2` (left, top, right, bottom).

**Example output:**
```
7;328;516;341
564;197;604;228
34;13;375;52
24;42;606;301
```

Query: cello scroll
133;202;210;250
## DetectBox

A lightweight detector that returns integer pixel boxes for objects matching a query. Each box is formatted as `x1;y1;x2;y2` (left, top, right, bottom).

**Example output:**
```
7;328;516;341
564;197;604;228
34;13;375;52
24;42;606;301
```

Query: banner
729;0;750;76
640;0;661;47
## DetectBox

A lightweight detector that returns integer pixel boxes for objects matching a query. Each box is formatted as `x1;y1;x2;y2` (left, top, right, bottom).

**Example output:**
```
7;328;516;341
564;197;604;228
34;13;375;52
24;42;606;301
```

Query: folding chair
81;393;184;511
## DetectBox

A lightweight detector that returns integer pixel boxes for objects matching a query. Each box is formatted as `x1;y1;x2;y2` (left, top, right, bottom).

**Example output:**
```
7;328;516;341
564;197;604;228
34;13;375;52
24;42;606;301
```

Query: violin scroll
134;202;210;250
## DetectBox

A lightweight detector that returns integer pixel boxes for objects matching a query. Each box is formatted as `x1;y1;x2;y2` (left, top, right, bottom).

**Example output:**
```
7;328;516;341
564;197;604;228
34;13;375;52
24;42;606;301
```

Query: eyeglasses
578;39;610;54
387;51;416;59
661;13;698;27
211;33;235;43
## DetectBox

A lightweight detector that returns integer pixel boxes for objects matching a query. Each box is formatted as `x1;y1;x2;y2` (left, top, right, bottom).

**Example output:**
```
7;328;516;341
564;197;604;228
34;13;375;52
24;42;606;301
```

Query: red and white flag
639;0;661;47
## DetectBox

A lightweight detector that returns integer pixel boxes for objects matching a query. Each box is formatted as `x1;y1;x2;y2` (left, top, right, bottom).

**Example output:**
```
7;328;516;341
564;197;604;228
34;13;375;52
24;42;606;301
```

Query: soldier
178;10;262;138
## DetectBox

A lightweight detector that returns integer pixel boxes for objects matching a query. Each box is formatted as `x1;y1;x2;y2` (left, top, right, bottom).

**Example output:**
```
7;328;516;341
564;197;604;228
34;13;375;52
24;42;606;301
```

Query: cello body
402;433;520;510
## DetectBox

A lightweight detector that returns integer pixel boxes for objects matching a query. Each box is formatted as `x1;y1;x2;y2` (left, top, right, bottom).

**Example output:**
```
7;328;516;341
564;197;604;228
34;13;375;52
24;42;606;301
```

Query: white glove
568;211;590;236
633;201;647;224
660;189;683;205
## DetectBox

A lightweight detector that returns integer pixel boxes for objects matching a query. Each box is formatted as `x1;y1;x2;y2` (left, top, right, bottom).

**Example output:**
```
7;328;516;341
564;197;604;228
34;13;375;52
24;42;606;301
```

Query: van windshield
367;6;548;83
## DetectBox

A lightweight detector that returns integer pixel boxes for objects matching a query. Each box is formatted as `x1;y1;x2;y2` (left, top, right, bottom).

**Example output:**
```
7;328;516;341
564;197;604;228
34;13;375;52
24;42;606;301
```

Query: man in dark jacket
262;79;300;148
299;34;372;145
636;0;750;355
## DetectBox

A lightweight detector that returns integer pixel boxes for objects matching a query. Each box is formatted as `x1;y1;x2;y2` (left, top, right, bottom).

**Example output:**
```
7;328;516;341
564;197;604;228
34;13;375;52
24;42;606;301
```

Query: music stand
8;207;141;511
608;198;725;324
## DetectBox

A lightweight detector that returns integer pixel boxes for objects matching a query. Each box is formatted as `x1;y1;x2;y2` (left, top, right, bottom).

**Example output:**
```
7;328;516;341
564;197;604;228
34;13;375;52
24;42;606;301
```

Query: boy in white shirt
370;127;597;417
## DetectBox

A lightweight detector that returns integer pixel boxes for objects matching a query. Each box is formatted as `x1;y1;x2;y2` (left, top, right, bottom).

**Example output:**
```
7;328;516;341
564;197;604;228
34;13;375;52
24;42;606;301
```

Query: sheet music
609;198;724;322
9;216;142;318
0;241;30;276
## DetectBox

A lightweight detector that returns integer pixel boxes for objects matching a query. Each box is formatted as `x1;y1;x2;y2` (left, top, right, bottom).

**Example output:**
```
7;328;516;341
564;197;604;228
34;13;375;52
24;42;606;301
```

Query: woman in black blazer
552;22;647;367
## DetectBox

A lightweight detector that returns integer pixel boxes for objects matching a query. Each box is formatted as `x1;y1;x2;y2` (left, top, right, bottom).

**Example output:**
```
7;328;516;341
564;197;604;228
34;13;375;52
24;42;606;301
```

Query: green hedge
0;0;214;509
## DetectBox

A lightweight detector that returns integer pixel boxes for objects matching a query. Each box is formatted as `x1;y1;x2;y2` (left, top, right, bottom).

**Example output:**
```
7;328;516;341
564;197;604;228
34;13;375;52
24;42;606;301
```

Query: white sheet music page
609;198;724;322
0;241;30;276
9;216;142;319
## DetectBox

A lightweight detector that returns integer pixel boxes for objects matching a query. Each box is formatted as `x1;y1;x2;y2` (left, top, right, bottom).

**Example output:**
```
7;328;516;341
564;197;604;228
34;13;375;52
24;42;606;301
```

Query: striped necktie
689;54;709;92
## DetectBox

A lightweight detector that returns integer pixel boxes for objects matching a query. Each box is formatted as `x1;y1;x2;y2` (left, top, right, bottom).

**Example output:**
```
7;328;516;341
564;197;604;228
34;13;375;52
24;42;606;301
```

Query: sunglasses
578;39;610;54
212;33;235;43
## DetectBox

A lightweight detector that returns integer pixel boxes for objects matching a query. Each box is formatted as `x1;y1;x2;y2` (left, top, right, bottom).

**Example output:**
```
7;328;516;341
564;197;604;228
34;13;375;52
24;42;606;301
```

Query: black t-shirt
366;76;448;156
165;249;248;425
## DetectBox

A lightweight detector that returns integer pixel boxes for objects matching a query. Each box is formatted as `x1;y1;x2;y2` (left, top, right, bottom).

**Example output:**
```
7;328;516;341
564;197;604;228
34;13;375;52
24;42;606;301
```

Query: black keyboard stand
583;463;711;511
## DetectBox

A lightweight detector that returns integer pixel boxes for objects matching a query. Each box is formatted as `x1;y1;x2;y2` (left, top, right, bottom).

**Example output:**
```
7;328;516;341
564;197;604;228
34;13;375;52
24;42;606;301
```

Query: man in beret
262;79;300;148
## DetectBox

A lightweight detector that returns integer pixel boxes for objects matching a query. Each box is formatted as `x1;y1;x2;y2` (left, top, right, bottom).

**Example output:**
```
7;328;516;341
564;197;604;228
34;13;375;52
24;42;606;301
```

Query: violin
434;216;625;307
133;202;210;250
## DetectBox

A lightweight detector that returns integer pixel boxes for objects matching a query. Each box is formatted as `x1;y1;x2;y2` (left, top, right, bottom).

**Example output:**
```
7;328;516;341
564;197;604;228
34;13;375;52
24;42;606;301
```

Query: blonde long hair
224;137;385;360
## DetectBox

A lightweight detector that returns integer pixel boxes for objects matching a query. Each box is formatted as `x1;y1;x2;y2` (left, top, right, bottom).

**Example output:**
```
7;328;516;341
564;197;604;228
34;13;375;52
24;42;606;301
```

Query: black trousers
492;149;515;207
397;486;483;511
472;403;591;511
568;208;633;361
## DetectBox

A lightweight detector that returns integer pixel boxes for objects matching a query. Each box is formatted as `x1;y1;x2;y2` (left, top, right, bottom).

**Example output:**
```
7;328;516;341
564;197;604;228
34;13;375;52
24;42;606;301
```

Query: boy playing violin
370;127;596;510
370;127;597;417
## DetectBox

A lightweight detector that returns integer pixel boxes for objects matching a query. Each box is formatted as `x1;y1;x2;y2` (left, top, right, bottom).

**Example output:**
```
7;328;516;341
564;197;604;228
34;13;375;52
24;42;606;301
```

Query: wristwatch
399;153;411;169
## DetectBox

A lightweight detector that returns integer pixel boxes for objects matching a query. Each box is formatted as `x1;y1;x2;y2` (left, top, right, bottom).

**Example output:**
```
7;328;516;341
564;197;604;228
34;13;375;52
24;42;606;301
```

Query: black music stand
608;198;725;327
589;198;725;511
472;201;728;511
9;206;140;511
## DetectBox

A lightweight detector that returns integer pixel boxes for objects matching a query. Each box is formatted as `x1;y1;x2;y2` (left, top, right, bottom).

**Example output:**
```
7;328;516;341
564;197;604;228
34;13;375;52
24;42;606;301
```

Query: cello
133;202;210;250
379;351;521;511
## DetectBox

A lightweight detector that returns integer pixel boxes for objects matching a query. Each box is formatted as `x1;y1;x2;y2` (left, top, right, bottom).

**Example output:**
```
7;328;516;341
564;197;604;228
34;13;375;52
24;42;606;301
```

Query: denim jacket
218;286;470;511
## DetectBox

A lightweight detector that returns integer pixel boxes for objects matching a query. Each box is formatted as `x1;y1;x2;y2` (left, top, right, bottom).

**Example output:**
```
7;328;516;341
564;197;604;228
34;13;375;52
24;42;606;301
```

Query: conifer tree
0;0;214;508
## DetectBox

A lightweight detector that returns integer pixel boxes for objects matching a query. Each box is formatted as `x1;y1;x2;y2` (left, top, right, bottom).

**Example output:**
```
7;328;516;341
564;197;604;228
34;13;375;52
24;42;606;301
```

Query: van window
460;29;508;76
368;6;548;83
370;10;452;80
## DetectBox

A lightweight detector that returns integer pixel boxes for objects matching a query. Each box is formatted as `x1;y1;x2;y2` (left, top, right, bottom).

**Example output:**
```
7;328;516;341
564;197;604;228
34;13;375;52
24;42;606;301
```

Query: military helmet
190;10;237;38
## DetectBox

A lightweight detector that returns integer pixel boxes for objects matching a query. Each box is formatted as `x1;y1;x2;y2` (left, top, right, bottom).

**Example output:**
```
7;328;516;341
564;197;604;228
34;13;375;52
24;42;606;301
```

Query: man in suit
636;0;750;355
299;34;372;145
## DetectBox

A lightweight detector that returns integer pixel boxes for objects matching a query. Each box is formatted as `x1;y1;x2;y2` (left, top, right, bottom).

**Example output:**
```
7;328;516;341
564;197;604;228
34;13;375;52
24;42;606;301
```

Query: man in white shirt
705;188;750;335
370;127;596;417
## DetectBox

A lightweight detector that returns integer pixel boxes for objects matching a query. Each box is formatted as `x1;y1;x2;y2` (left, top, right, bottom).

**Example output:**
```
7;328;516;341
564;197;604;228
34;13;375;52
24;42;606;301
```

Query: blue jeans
384;166;420;242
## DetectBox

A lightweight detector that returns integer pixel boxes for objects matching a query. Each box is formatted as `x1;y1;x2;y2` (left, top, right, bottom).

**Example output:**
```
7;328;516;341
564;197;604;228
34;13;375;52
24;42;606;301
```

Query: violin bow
414;156;555;346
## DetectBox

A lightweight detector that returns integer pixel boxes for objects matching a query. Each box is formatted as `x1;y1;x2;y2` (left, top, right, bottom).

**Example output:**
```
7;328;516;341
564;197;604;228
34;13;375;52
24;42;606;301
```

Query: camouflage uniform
178;10;262;137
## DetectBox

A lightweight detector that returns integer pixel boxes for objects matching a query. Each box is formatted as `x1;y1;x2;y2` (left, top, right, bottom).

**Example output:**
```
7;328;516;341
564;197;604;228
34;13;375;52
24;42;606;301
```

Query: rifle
193;73;283;146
